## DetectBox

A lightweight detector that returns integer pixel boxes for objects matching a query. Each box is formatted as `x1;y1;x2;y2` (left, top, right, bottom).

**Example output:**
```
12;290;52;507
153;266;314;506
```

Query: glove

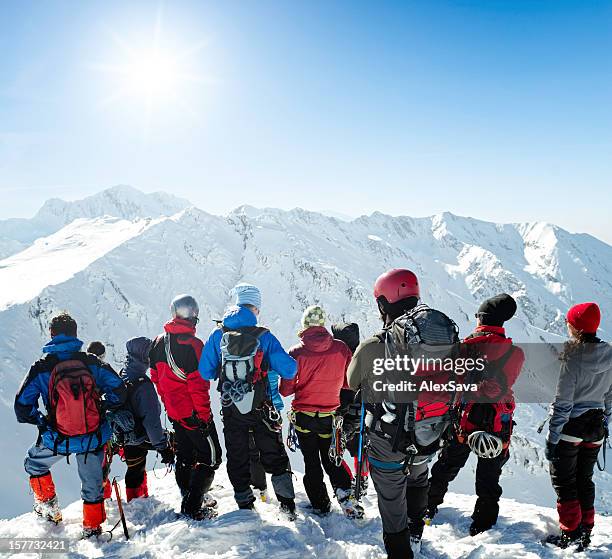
342;415;361;442
106;409;135;433
159;445;175;465
36;416;50;437
198;418;213;437
545;440;558;462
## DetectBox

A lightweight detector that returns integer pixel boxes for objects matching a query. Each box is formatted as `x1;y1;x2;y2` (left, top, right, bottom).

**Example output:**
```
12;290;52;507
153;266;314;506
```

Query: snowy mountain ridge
0;186;610;525
0;185;190;259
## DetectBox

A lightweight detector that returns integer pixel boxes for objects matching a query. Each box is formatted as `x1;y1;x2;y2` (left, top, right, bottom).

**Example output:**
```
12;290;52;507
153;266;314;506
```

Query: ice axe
112;477;130;540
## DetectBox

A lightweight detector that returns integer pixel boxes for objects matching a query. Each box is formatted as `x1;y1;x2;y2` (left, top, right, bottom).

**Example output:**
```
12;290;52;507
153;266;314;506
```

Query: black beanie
477;293;517;326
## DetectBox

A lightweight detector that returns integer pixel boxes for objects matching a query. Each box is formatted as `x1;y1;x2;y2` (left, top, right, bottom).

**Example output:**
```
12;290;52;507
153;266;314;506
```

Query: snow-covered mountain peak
35;185;191;226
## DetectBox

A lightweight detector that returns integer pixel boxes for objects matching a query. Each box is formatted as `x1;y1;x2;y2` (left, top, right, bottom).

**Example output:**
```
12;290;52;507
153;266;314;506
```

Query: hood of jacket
42;335;83;360
222;305;258;330
565;340;612;375
331;322;360;353
299;326;334;353
121;337;152;381
164;318;197;336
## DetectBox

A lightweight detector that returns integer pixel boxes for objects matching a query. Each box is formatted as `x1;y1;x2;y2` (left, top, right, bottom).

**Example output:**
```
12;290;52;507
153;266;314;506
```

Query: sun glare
122;48;182;104
93;9;214;133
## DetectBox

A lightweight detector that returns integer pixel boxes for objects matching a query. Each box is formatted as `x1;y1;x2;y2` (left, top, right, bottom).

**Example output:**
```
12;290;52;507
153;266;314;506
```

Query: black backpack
375;304;460;457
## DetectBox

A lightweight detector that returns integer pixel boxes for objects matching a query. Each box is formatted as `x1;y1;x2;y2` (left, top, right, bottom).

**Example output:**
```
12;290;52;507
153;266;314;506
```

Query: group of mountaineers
13;268;612;558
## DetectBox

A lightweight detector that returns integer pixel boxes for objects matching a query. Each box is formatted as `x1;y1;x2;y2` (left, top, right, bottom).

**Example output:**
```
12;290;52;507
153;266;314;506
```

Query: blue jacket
199;305;297;406
14;335;126;454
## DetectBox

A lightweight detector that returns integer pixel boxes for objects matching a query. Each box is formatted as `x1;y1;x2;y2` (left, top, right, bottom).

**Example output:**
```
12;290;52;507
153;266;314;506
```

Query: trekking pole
354;402;366;501
112;477;130;540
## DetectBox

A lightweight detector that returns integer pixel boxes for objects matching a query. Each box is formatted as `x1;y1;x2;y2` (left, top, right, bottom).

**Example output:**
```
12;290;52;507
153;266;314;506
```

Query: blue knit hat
231;283;262;309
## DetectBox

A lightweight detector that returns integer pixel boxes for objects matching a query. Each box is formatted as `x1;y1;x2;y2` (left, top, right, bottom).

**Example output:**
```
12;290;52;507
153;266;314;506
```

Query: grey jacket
548;341;612;444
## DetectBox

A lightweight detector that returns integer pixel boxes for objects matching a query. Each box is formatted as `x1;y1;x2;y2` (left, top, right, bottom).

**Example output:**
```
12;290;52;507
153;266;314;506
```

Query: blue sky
1;1;611;242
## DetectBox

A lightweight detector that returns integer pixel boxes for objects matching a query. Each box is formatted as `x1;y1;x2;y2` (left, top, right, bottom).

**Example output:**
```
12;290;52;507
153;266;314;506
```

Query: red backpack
49;359;102;438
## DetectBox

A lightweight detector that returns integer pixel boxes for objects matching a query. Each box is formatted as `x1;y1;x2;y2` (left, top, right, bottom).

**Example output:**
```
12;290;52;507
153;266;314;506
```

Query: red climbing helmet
373;269;420;303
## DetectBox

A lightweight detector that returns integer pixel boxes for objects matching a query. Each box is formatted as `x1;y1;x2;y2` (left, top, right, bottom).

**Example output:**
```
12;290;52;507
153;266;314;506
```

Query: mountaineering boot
579;526;592;551
278;497;297;521
82;500;106;538
183;506;218;521
410;534;422;556
180;463;217;520
335;488;364;519
126;472;149;502
33;496;62;524
424;506;437;526
383;529;414;559
545;528;583;549
81;526;103;539
310;500;331;517
409;524;423;556
469;498;499;535
202;493;218;509
30;473;62;524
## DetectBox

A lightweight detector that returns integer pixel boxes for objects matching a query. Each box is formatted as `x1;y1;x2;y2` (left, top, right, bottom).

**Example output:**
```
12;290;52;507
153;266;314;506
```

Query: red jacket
149;319;211;428
459;325;525;435
281;327;351;413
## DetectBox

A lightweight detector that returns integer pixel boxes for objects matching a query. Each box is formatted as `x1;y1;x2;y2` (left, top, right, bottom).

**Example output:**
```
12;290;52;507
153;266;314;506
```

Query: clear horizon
1;1;611;243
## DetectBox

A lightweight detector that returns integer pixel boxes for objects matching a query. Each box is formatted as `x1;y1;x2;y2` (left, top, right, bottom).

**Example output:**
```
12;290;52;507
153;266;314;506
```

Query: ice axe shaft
354;402;366;501
112;477;130;540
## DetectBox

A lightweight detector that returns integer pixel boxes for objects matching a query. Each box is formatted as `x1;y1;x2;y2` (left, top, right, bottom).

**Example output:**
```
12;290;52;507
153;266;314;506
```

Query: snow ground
0;465;610;559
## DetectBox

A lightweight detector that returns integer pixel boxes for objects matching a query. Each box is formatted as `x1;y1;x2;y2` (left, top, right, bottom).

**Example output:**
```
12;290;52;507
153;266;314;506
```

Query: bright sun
93;12;212;128
122;48;183;104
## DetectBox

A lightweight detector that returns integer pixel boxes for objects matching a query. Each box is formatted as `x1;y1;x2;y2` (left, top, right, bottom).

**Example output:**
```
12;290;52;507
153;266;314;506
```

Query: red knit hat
566;302;601;334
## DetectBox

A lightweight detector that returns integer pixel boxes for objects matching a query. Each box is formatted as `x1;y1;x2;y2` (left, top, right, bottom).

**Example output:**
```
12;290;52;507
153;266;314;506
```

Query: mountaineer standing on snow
427;294;525;535
347;269;460;559
116;337;175;502
199;283;298;518
249;368;284;502
14;313;126;538
150;295;222;520
280;306;362;518
545;302;612;551
331;322;370;493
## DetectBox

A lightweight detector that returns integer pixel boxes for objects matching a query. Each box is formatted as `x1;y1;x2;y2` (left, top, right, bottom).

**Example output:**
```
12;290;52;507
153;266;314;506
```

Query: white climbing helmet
170;294;199;322
467;430;504;458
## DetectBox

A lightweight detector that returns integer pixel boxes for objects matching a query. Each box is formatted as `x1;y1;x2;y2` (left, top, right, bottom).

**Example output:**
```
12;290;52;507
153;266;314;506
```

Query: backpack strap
164;333;188;381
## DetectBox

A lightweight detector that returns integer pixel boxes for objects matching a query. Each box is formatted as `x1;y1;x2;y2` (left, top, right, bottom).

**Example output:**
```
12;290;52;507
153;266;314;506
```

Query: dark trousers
123;444;149;489
367;430;429;556
297;429;352;509
223;406;294;506
428;435;508;527
550;441;601;531
249;430;267;491
173;421;222;514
